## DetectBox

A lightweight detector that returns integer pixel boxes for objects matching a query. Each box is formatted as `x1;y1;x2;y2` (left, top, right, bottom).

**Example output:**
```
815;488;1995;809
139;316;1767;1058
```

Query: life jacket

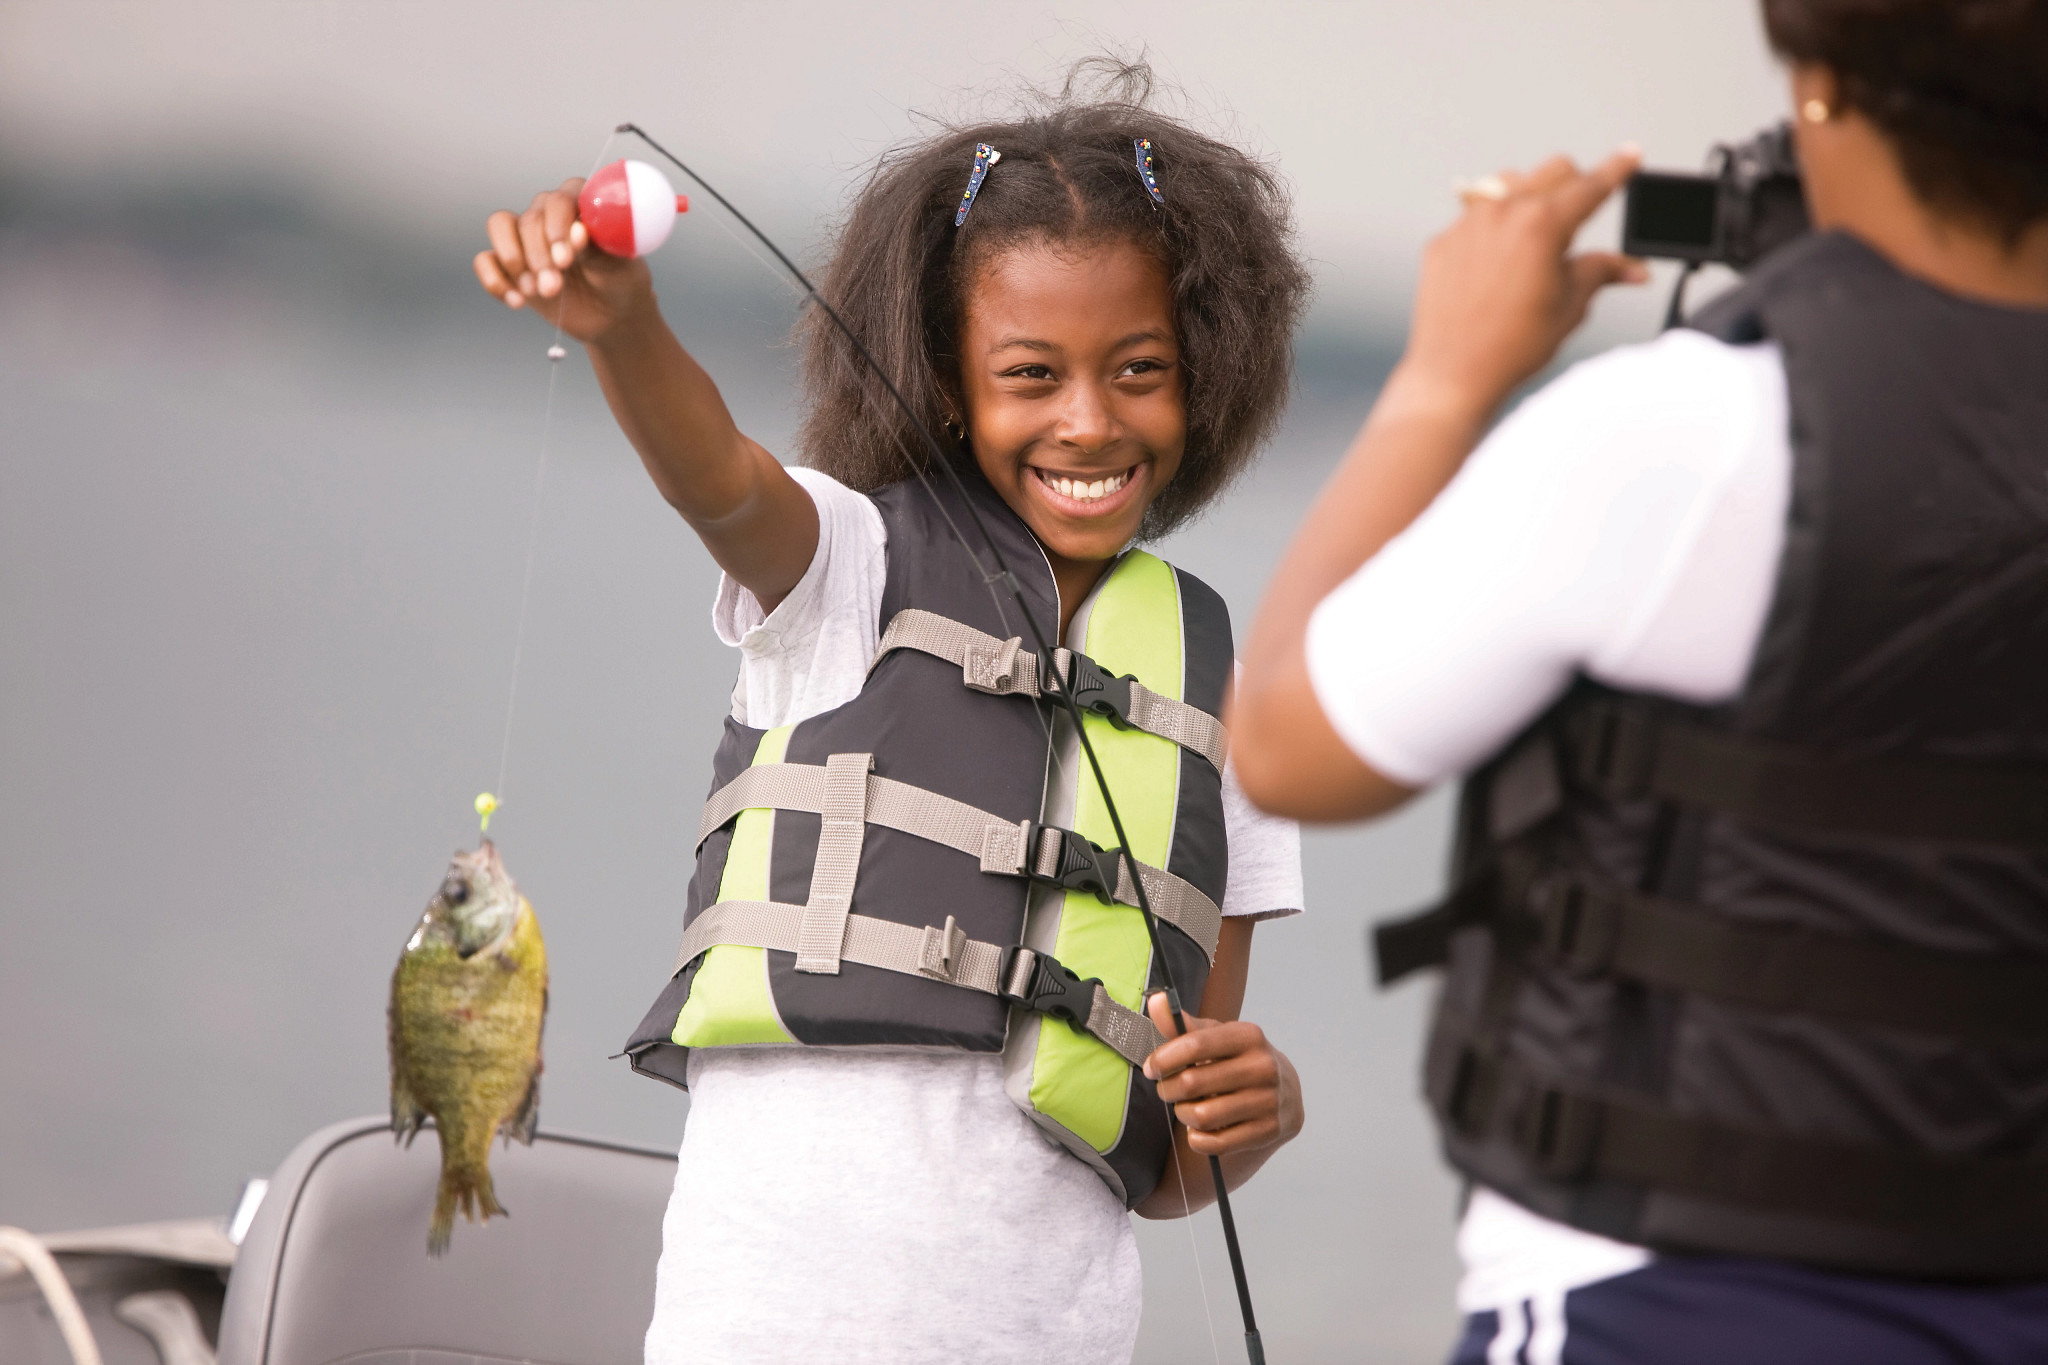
624;466;1233;1208
1373;232;2048;1278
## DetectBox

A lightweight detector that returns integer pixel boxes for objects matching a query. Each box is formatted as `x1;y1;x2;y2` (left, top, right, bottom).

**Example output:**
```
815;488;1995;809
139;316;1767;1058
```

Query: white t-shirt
645;469;1305;1365
1305;329;1793;1313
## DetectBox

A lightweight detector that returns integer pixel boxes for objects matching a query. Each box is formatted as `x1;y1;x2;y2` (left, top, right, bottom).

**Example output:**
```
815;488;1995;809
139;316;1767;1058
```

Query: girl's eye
1004;364;1055;381
1122;358;1168;377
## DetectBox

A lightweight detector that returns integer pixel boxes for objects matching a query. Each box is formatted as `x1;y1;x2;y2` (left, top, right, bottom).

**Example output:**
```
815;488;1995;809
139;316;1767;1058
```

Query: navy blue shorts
1451;1257;2048;1365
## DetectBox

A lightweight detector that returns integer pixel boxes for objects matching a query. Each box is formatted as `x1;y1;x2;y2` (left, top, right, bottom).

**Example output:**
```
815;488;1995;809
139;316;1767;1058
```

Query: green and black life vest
1374;233;2048;1278
625;467;1233;1208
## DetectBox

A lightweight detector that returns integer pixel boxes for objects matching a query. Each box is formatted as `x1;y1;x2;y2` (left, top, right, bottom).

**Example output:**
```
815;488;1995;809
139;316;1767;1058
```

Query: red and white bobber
578;160;689;258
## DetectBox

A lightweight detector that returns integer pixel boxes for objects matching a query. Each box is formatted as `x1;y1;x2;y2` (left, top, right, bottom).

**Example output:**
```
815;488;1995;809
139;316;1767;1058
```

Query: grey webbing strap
1117;858;1223;965
1123;683;1229;771
872;609;1229;770
794;752;871;974
1088;986;1168;1066
697;763;991;856
875;609;1051;697
671;902;1163;1067
696;763;1223;960
675;902;1005;991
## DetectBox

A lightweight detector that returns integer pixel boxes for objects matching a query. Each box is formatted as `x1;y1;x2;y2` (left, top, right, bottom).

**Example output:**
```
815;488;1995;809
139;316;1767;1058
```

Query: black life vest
1374;232;2048;1277
624;466;1233;1208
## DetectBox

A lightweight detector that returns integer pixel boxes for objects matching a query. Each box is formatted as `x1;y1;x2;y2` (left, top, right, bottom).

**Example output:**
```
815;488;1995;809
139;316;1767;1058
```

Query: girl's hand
1401;148;1647;411
1143;993;1303;1158
473;178;654;343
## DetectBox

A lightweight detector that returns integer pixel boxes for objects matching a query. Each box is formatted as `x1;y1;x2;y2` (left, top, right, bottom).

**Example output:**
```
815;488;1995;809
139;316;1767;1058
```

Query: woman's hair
795;61;1311;538
1764;0;2048;242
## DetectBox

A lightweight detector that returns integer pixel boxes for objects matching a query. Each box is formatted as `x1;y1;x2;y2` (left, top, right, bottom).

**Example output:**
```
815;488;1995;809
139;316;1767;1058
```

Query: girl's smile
1029;460;1144;514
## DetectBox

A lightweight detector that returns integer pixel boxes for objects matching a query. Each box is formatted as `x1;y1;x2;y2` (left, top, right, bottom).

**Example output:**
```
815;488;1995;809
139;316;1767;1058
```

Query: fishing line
1167;1106;1229;1365
618;121;1268;1364
490;132;619;818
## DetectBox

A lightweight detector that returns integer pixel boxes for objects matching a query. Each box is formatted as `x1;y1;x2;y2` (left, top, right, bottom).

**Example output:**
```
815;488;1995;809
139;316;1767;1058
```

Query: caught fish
388;840;547;1254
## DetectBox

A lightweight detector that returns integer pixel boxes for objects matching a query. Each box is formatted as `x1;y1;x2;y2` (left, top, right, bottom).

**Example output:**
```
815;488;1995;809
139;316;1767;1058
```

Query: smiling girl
476;72;1310;1364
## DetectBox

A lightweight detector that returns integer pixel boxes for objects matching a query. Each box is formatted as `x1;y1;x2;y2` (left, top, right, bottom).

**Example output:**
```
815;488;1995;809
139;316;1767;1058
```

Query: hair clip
954;143;1002;227
1134;138;1164;207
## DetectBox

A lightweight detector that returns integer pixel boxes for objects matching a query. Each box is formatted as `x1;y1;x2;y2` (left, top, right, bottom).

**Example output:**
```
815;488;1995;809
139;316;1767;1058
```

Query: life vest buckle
998;945;1104;1029
1514;1084;1602;1181
1526;871;1621;974
1019;821;1124;901
1563;697;1658;799
1052;650;1139;729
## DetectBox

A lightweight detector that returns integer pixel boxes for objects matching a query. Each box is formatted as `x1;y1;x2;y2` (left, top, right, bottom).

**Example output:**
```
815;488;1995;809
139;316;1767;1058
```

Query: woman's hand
1142;993;1303;1159
473;178;654;344
1402;148;1647;411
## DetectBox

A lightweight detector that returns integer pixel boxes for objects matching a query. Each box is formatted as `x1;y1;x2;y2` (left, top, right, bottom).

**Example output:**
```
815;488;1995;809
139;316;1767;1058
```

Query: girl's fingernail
538;268;561;294
552;241;573;268
505;290;525;308
1619;141;1643;158
518;273;536;294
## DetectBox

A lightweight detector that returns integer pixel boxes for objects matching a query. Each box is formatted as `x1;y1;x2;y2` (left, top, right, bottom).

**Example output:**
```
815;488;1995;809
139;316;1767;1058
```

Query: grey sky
3;0;1786;322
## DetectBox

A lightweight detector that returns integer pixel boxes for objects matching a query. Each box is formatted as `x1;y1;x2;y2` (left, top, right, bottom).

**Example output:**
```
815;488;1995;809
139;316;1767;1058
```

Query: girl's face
957;237;1185;588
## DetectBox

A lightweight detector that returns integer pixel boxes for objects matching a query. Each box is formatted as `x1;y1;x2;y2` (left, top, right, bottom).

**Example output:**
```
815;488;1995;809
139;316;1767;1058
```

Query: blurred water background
2;3;1785;1359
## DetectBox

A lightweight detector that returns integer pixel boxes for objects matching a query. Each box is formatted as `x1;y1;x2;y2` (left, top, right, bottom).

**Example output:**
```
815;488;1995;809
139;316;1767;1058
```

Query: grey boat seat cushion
218;1117;676;1365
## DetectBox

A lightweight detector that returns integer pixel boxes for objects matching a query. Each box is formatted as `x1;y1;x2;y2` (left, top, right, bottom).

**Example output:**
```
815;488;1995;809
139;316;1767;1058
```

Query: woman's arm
1230;151;1645;823
1132;918;1304;1219
474;179;817;609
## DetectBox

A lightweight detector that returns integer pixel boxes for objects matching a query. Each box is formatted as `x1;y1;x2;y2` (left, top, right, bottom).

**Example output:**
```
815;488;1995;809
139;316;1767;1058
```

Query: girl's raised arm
474;178;819;611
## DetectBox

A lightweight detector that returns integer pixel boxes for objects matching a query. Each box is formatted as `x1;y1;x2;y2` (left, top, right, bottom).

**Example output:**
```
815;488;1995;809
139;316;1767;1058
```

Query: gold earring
1801;98;1832;124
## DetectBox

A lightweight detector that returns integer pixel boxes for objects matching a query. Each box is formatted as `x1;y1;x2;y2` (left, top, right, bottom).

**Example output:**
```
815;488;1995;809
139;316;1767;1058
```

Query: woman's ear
1790;62;1841;128
1789;62;1855;232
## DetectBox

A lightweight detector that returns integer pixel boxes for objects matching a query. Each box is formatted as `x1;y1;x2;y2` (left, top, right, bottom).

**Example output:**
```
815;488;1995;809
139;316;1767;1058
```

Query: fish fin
503;1067;541;1146
426;1203;453;1257
426;1159;508;1256
388;983;426;1146
390;1061;426;1147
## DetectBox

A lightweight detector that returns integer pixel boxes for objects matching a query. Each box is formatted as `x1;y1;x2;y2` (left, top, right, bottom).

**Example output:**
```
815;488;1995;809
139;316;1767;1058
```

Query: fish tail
426;1154;507;1255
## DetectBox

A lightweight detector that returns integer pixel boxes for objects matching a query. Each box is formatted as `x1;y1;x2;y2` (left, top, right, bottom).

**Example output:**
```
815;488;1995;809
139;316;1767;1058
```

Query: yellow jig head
475;792;500;836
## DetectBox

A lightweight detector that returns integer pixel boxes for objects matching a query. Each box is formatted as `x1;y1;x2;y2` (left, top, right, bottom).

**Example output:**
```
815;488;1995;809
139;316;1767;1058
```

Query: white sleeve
1304;332;1789;787
712;467;889;731
1220;760;1303;920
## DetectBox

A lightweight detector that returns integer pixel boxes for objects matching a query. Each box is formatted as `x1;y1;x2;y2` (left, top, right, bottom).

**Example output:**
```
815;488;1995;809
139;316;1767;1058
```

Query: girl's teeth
1041;469;1129;503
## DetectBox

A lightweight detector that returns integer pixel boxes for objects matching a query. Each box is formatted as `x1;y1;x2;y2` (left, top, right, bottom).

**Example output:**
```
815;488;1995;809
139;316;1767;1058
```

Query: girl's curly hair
795;61;1311;539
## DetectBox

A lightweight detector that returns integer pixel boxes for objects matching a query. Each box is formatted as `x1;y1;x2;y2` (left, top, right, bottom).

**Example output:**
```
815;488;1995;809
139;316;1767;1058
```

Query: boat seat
217;1117;676;1365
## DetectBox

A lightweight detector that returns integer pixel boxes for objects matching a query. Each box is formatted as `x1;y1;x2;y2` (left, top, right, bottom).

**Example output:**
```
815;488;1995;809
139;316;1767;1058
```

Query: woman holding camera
1236;1;2048;1361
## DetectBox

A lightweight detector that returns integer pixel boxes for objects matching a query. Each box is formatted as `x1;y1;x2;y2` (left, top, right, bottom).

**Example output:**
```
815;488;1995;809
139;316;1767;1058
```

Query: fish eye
440;877;470;905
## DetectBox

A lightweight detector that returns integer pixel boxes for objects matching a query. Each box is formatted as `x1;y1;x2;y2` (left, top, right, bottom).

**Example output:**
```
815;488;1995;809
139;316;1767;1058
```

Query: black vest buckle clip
1022;822;1125;901
1514;1085;1602;1182
1526;872;1622;974
1053;650;1139;729
1565;698;1658;799
999;946;1103;1028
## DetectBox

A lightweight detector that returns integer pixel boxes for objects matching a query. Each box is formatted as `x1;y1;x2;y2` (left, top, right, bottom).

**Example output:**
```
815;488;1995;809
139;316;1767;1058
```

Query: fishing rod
614;121;1268;1364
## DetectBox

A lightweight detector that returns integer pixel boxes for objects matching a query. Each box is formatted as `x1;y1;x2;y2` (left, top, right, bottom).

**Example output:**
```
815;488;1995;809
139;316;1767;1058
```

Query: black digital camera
1622;122;1811;270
